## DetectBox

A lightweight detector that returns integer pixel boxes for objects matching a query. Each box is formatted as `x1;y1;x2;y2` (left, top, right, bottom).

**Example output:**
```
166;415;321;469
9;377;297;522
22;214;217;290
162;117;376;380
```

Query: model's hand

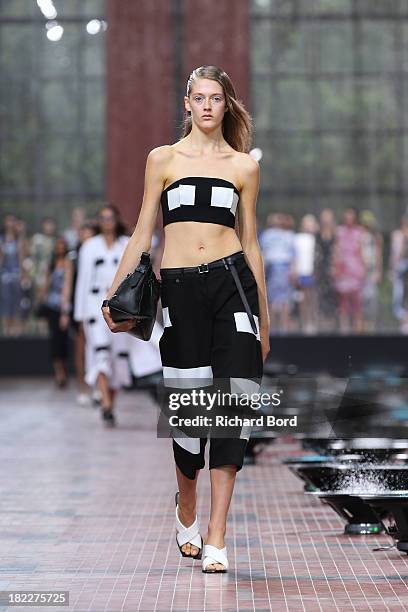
102;306;138;333
259;322;270;363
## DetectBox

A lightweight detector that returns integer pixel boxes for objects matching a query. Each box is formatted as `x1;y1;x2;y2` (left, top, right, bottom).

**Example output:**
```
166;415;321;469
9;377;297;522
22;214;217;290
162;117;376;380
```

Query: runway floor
1;378;408;611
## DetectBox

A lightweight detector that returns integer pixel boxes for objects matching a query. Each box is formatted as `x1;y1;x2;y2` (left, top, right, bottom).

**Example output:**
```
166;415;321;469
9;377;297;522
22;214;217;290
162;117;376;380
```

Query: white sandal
202;543;229;573
175;491;203;560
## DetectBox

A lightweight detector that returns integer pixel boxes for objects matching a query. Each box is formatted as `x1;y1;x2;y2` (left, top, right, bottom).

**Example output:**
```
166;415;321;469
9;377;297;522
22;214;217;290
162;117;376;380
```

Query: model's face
320;209;334;225
98;209;116;232
42;220;56;235
4;215;16;231
55;238;66;255
343;209;356;226
72;208;84;224
302;216;316;233
185;78;227;129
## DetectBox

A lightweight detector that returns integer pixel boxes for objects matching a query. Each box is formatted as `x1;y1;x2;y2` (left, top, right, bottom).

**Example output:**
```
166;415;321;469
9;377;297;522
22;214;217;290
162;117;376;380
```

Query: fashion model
74;204;162;425
102;66;270;572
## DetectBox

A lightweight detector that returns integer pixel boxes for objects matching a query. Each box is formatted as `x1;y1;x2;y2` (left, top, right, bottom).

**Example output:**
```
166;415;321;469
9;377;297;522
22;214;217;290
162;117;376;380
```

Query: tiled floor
1;378;408;611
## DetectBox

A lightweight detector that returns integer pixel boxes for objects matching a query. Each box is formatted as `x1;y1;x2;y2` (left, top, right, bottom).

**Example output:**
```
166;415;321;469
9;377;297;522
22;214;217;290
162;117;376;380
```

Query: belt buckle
198;262;209;273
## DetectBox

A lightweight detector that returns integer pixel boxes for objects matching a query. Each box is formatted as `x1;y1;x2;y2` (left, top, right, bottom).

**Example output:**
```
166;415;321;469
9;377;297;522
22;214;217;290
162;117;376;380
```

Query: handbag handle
140;251;150;265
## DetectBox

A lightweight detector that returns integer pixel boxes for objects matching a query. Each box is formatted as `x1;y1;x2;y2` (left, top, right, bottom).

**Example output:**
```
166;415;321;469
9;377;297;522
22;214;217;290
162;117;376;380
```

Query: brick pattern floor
1;378;408;611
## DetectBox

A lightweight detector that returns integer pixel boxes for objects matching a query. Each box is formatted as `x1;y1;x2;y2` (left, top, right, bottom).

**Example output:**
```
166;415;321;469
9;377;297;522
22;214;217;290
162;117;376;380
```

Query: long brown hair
180;65;253;153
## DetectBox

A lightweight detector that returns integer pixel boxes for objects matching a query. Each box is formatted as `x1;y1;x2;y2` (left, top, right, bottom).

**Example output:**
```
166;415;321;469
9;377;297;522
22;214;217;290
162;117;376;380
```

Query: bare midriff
160;221;243;268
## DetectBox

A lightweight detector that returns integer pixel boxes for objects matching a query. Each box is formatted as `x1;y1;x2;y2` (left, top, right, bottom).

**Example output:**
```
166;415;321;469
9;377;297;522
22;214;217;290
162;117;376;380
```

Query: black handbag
107;252;161;341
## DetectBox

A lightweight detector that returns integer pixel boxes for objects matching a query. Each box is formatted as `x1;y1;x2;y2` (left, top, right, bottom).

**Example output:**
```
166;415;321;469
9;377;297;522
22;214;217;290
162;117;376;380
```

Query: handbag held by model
106;251;161;341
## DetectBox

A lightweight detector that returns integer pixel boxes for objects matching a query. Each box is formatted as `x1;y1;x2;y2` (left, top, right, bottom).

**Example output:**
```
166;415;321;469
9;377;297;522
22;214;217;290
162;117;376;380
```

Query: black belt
160;250;258;335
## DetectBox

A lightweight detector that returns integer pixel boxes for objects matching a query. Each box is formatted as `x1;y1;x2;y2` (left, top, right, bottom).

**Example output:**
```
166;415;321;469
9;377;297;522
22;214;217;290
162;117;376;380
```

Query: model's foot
101;405;116;427
77;393;91;406
203;529;226;571
55;376;67;388
177;500;200;557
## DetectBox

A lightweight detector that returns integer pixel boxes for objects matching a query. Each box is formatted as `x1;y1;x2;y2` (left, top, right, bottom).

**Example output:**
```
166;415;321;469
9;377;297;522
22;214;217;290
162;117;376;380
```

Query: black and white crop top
160;176;240;228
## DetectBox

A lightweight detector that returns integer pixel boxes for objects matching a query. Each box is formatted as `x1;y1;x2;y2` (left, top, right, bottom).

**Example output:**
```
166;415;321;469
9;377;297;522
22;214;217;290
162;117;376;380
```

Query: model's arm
237;155;270;362
61;256;74;313
73;241;93;322
376;233;383;282
104;146;168;302
37;266;50;304
102;146;169;333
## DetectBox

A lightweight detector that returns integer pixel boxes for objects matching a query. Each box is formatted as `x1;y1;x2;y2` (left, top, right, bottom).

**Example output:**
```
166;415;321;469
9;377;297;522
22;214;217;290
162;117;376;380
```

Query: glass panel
309;0;352;13
251;0;406;334
84;80;105;132
261;134;318;190
320;22;353;73
273;79;315;129
355;0;406;16
319;135;356;189
0;0;37;17
318;80;354;129
0;5;106;337
83;136;105;193
271;23;311;73
360;22;397;72
42;79;79;128
356;134;398;191
39;23;82;78
84;33;106;76
251;20;273;72
0;138;35;192
42;134;80;194
401;23;408;72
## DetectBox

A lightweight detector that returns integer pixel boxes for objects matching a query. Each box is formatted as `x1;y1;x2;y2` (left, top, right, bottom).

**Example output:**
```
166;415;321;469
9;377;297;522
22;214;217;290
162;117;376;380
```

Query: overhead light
250;147;263;162
86;19;102;35
46;22;64;42
37;0;57;19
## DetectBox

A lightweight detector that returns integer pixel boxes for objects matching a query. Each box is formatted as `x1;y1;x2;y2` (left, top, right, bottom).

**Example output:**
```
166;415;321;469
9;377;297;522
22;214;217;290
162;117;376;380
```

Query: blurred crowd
0;208;162;402
1;205;408;346
258;207;408;335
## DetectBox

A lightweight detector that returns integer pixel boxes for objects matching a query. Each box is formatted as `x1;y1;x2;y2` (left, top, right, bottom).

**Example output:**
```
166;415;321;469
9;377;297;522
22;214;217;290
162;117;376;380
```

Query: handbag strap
224;257;258;335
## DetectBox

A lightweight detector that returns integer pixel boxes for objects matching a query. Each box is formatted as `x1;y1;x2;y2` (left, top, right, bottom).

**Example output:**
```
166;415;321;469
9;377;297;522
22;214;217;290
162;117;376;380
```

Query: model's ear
184;96;191;114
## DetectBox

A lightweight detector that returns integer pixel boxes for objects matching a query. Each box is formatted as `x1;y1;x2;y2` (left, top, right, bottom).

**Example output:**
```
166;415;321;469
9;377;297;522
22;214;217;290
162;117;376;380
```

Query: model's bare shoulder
234;152;260;191
146;144;174;166
144;145;175;189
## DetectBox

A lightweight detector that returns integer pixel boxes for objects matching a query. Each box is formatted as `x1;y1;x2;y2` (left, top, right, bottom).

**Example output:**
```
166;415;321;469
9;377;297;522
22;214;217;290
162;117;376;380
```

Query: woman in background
294;214;318;334
259;212;295;334
314;208;337;332
391;212;408;334
0;213;26;337
360;210;383;332
37;236;71;387
63;220;98;406
333;208;366;333
74;204;162;426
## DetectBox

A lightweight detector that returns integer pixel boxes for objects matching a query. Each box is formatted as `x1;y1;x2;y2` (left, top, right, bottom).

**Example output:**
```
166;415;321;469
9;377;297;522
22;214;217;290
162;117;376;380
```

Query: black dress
314;233;337;317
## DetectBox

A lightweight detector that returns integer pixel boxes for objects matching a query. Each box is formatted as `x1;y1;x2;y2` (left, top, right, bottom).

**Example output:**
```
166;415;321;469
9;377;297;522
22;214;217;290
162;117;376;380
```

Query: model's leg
75;323;89;395
206;259;264;570
48;309;67;386
97;372;112;407
175;464;201;556
203;464;237;570
351;289;363;333
158;272;212;556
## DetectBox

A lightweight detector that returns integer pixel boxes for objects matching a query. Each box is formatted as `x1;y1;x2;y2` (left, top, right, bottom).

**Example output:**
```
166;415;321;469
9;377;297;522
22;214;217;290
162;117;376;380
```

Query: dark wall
1;336;407;377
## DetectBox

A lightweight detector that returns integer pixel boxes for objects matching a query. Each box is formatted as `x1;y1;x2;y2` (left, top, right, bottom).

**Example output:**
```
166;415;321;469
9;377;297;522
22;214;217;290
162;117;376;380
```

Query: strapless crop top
160;176;240;228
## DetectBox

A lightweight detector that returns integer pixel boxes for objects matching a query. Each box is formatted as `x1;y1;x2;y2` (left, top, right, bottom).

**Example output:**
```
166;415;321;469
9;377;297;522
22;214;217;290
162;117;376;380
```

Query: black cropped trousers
158;250;264;480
